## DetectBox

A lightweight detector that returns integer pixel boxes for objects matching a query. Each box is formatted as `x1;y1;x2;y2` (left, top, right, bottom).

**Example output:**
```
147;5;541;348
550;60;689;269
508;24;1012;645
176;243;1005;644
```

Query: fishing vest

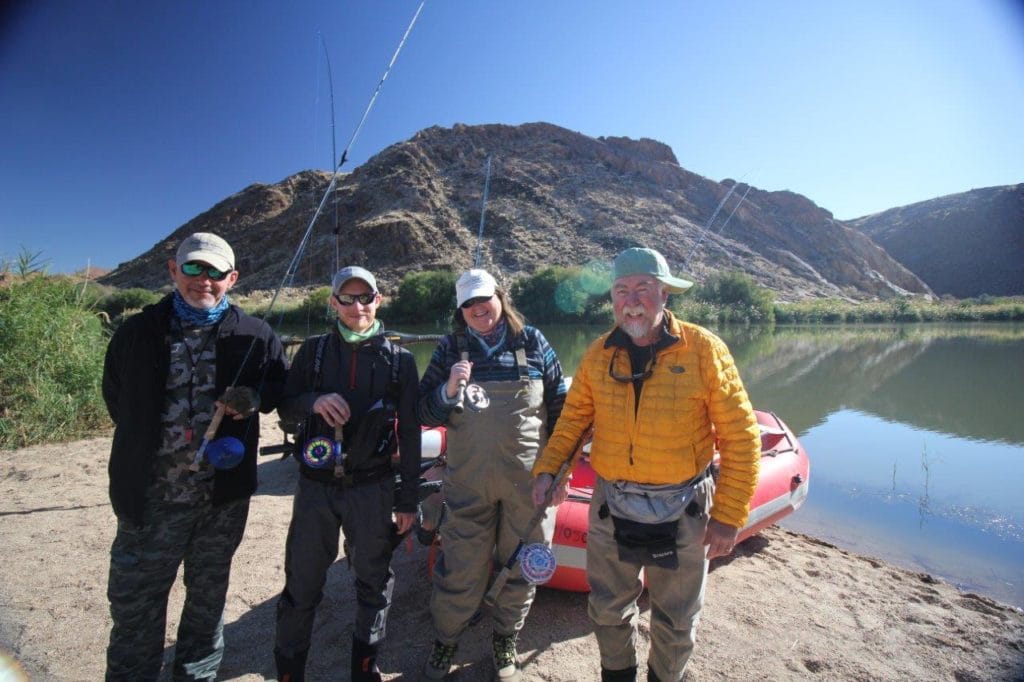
293;333;402;481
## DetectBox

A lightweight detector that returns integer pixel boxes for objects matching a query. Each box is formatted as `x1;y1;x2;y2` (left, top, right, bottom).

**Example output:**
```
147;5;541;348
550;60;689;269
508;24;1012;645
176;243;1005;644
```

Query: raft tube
545;409;811;593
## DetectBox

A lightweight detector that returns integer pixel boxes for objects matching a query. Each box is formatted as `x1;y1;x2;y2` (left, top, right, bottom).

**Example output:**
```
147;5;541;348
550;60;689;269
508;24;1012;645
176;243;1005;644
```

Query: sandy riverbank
1;419;1022;681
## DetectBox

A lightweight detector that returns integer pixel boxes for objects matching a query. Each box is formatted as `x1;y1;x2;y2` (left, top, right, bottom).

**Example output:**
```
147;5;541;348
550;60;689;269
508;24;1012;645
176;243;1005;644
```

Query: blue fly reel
302;435;336;469
206;437;245;470
519;542;557;585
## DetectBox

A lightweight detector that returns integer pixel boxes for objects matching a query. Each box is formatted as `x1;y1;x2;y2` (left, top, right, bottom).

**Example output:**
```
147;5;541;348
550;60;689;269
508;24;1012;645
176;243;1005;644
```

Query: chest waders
431;347;555;640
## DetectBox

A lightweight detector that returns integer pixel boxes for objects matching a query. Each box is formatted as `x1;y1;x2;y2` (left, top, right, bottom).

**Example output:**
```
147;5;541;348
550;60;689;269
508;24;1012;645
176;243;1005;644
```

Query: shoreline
2;429;1022;680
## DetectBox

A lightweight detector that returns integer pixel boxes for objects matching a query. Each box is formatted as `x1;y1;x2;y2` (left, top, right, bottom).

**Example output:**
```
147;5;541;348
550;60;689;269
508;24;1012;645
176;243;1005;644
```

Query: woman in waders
418;269;567;681
273;266;421;682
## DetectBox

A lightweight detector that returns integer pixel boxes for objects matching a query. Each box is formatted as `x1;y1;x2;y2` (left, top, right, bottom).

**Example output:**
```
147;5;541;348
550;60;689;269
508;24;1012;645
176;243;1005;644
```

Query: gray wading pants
430;375;553;643
274;474;396;656
587;475;714;681
106;496;250;682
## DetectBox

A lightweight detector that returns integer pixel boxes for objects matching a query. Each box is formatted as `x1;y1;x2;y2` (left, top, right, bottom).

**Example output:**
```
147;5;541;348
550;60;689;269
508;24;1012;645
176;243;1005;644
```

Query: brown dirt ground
1;418;1022;681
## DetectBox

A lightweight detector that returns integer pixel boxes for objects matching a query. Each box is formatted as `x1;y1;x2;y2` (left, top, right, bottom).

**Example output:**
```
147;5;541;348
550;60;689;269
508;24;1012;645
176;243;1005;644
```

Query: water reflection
537;322;1024;606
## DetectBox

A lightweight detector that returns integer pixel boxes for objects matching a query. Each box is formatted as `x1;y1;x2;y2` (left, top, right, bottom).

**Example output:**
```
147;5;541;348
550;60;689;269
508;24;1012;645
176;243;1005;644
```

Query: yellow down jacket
533;311;760;528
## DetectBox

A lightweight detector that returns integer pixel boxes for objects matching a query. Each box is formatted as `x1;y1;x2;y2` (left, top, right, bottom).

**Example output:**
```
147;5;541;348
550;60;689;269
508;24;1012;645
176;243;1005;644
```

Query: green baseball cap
613;247;693;293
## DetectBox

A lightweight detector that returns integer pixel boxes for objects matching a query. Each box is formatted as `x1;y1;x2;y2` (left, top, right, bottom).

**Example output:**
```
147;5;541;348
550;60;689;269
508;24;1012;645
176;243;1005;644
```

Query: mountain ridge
98;122;1016;300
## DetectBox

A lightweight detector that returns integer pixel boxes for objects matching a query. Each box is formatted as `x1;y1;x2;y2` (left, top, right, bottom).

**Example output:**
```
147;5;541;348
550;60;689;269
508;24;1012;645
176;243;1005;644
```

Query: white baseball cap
455;269;497;307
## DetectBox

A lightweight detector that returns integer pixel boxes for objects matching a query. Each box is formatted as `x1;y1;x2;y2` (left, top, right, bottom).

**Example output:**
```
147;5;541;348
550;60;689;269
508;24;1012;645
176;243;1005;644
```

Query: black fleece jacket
102;294;288;527
278;328;422;512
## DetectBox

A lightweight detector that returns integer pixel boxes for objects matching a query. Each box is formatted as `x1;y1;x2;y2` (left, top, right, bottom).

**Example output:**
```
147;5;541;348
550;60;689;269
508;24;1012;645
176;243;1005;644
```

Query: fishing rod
473;155;492;268
382;330;445;345
319;33;341;275
683;181;740;268
711;183;752;242
201;3;425;468
239;0;425;356
484;424;593;605
455;155;493;412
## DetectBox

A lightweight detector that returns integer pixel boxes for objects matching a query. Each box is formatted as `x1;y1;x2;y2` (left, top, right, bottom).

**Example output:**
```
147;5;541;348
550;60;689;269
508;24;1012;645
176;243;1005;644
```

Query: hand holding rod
189;403;227;472
484;425;593;606
452;351;470;413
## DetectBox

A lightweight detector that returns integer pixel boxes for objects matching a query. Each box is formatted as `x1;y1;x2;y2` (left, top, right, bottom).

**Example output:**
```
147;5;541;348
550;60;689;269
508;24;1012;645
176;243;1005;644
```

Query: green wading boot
492;632;521;681
422;640;458;680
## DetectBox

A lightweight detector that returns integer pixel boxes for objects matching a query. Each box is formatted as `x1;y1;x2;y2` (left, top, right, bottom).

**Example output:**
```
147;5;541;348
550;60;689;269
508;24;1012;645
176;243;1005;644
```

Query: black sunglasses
334;292;377;306
180;261;231;281
460;295;493;309
608;346;657;383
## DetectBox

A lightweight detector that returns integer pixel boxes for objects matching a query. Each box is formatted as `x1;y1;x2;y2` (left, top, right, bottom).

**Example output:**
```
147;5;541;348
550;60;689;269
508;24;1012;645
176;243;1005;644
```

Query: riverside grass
0;277;109;448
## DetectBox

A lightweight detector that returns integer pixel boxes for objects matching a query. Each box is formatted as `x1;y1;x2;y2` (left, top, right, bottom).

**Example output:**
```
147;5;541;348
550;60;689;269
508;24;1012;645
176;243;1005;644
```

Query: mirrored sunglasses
334;292;377;306
180;261;231;281
460;295;493;309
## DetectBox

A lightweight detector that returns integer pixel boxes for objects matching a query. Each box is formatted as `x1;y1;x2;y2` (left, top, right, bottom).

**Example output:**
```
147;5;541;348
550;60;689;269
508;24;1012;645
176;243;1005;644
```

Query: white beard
620;318;652;340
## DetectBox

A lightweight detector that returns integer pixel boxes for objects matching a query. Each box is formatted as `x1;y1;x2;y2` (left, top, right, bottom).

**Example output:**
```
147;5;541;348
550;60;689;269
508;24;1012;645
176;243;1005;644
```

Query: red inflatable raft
545;409;810;592
416;409;809;593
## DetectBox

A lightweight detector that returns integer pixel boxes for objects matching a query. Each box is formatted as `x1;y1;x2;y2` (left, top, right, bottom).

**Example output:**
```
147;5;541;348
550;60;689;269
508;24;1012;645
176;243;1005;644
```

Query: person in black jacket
101;232;287;681
273;266;421;682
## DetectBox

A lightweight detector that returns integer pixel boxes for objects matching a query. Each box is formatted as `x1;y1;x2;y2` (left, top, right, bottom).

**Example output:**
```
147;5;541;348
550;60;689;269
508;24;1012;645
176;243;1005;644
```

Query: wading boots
422;640;457;680
492;632;521;681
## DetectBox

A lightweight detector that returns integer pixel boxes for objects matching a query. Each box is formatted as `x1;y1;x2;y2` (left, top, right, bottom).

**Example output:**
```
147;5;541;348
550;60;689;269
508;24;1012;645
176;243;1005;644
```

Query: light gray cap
176;232;235;272
332;265;378;293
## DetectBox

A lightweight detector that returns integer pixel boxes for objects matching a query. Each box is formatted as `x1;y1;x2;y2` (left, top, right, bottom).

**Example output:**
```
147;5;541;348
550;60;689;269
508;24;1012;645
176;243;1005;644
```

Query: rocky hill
848;184;1023;298
100;122;932;300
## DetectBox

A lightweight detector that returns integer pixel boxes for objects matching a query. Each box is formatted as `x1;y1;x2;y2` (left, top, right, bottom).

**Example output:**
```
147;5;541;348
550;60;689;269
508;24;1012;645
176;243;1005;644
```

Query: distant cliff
101;122;934;300
849;184;1023;298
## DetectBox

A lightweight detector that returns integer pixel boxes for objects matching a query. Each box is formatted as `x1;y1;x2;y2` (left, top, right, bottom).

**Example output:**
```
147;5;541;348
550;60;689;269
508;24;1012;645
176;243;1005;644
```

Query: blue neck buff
467;319;507;358
172;290;230;327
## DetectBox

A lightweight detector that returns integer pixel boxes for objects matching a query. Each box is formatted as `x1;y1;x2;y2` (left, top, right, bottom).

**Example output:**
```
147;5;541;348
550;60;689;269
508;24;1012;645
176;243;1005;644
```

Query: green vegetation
677;272;775;325
512;266;612;324
383;270;459;324
0;277;110;448
774;296;1024;324
3;244;1020;450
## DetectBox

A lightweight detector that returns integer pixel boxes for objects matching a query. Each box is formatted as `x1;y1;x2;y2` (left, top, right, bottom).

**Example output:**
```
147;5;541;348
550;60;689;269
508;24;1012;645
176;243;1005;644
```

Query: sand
1;418;1022;681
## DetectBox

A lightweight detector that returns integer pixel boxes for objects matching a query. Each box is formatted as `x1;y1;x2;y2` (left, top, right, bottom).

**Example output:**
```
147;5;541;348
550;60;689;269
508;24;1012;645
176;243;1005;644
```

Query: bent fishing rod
196;2;426;468
240;1;423;356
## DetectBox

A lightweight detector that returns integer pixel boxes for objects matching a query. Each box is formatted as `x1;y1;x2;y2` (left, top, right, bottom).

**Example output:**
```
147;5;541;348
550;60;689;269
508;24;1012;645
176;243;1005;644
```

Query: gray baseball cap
613;247;693;293
332;265;378;293
176;232;235;272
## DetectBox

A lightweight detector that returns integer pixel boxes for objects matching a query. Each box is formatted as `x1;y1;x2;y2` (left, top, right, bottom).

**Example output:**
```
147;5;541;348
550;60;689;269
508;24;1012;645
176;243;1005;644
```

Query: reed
0;277;110;448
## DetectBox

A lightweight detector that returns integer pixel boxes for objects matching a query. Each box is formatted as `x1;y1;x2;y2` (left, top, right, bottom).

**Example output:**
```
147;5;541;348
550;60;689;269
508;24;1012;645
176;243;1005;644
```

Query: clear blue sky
2;1;1022;274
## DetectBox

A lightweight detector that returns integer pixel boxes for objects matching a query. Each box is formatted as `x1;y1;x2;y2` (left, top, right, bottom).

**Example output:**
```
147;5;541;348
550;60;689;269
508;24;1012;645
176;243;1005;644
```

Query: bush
0;277;110;448
512;266;610;324
386;270;459;324
100;287;160;317
691;272;775;324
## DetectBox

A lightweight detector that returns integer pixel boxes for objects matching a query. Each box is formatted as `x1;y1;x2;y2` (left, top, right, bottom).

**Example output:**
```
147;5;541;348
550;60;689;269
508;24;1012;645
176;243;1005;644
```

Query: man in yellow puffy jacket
531;247;760;682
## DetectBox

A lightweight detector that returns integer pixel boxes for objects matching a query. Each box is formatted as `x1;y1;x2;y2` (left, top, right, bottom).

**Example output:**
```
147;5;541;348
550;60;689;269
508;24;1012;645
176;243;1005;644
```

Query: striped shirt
417;325;567;433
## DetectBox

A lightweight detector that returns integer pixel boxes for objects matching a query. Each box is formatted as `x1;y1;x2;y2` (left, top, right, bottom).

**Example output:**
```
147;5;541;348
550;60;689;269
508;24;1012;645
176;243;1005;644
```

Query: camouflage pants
106;497;250;681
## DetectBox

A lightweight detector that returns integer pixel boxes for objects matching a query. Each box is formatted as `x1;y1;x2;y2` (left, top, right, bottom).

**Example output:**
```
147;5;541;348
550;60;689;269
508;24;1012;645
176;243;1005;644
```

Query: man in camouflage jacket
101;232;287;681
